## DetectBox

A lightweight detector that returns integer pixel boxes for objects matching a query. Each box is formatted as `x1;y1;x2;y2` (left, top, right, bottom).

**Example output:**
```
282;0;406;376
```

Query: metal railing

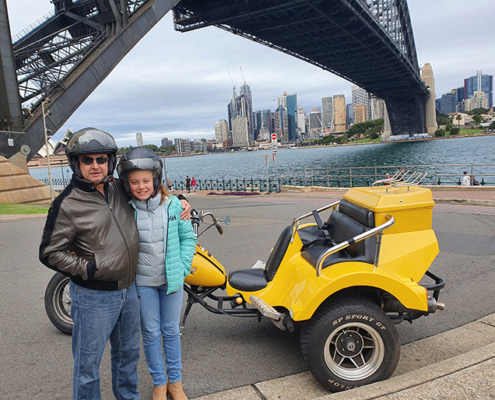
304;164;495;188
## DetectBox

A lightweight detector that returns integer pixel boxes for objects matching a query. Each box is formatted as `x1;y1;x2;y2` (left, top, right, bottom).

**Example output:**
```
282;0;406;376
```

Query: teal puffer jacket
130;194;197;294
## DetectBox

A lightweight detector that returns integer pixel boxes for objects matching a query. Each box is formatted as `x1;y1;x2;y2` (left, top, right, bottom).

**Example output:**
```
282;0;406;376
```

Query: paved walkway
2;187;494;398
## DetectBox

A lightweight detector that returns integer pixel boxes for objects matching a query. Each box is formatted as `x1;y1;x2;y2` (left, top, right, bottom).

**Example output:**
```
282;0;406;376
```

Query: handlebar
191;210;229;237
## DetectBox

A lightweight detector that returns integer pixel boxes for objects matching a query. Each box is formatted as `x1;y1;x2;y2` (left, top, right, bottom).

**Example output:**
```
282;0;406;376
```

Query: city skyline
5;0;495;146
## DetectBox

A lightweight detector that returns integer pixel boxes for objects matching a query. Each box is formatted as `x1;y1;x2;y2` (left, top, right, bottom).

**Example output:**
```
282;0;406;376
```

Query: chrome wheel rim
324;322;384;381
54;278;72;326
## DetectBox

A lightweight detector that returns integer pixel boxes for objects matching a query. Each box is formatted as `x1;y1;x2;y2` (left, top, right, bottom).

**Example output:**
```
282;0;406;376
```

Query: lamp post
42;98;54;202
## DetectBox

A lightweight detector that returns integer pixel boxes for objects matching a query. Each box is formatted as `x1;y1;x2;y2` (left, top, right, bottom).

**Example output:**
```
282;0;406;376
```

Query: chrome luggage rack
373;168;427;191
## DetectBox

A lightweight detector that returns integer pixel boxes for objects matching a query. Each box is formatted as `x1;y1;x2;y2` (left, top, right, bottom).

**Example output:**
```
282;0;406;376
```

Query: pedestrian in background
461;171;470;186
185;176;191;193
191;177;196;192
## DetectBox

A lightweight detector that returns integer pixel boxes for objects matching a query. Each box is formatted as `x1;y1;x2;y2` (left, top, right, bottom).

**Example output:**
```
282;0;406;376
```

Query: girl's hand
180;199;192;220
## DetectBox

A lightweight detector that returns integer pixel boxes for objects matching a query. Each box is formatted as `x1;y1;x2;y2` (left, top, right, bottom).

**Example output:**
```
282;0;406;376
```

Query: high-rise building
255;110;271;141
136;132;143;147
333;95;346;133
471;91;489;110
273;105;289;143
232;117;249;147
161;137;173;147
297;108;306;137
351;86;371;123
440;91;456;114
346;104;353;129
214;120;229;143
240;82;254;141
464;71;493;109
308;108;322;139
174;138;191;155
354;104;367;124
277;92;297;142
321;97;334;131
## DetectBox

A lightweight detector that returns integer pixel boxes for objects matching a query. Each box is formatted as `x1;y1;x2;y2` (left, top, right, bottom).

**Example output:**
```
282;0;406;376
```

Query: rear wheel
44;272;73;335
301;296;400;392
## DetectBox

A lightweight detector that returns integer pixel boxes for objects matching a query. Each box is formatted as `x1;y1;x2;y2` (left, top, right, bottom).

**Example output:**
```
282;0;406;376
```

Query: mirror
224;216;230;225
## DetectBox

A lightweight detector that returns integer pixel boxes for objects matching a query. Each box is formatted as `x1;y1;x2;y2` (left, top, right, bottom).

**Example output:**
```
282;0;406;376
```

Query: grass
0;203;49;215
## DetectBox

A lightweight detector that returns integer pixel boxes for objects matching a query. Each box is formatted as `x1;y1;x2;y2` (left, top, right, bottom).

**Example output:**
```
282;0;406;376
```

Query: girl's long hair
158;183;170;205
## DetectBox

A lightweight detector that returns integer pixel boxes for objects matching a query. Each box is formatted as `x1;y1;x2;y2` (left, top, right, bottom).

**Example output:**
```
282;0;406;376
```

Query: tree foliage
450;127;460;135
434;129;445;137
468;107;488;115
436;112;452;127
472;114;484;124
346;119;384;140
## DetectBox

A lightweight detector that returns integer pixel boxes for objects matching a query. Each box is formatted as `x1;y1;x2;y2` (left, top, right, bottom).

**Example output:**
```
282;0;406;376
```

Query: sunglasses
80;156;108;165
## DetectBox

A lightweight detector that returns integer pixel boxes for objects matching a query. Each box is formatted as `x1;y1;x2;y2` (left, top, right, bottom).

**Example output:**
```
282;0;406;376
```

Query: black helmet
117;147;163;196
66;128;118;179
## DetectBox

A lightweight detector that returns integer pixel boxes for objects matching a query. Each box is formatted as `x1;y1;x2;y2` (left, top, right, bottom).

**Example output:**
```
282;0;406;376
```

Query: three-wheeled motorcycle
45;169;445;392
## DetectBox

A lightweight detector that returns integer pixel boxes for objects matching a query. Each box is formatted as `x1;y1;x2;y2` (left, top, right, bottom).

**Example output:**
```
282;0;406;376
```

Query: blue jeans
137;284;183;386
70;281;141;400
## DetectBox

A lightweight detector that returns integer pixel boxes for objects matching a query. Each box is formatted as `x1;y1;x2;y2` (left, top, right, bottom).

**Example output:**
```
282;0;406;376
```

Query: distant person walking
185;176;191;193
167;178;174;192
191;177;196;192
461;171;470;186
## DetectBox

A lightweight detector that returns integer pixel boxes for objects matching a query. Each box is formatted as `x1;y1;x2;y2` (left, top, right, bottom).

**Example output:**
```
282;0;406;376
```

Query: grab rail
316;215;395;277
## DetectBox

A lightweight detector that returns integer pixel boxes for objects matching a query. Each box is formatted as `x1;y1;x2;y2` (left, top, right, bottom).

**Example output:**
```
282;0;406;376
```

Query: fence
40;163;495;192
304;164;495;188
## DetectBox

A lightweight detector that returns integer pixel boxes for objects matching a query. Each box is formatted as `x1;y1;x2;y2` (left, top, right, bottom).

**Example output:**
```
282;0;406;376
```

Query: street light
42;98;54;202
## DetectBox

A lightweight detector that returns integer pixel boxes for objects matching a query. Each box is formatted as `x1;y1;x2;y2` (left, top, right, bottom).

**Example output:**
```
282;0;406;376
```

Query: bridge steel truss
173;0;429;136
0;0;180;161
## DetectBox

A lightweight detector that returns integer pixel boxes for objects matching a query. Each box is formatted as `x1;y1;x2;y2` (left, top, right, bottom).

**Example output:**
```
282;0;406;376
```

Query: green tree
455;114;463;127
434;129;445;137
490;121;495;130
468;107;488;116
436;112;451;126
472;114;484;124
142;144;160;153
450;127;460;135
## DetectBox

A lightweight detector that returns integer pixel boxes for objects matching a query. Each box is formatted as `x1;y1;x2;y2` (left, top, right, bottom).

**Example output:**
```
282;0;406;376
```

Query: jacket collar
72;174;112;195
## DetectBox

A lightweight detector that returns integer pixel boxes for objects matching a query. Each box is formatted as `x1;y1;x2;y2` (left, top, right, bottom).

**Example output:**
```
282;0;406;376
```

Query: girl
117;147;196;400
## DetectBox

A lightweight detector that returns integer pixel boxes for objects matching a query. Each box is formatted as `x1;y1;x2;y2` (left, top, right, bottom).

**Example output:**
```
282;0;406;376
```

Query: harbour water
29;135;495;186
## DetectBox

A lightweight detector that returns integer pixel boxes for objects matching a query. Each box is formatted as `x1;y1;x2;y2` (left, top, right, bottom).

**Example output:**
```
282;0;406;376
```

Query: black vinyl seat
228;225;293;292
300;200;376;270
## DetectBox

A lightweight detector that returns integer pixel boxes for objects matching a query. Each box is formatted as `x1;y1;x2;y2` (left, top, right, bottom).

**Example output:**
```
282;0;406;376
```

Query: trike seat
300;200;376;270
228;225;293;292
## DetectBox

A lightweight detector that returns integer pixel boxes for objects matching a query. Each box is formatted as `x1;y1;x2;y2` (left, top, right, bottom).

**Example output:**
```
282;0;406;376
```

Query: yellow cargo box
343;185;435;234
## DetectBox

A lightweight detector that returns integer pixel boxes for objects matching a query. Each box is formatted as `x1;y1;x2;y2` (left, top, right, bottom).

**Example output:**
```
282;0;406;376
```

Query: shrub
450;127;460;135
434;129;445;137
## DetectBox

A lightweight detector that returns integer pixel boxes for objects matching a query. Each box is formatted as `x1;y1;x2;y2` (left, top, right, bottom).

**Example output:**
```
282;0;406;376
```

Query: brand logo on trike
333;314;387;330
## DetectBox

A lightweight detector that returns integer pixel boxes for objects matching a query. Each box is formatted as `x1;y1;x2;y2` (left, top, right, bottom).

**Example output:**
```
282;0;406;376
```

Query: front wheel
301;296;400;392
44;272;73;335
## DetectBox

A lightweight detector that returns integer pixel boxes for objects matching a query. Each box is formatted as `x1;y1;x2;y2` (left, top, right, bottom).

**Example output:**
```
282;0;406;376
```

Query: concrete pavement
2;186;494;399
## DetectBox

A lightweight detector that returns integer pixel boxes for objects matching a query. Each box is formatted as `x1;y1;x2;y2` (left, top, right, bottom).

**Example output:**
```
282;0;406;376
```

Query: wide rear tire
44;272;73;335
301;296;400;392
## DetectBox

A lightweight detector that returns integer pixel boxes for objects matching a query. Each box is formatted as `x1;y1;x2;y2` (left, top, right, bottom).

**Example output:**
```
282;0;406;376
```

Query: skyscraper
464;71;493;109
273;105;289;143
278;92;297;142
321;97;334;131
229;82;254;144
354;104;367;124
136;132;143;147
214;120;229;143
351;86;371;123
308;108;322;139
240;82;254;141
255;110;271;141
333;95;346;133
297;108;306;137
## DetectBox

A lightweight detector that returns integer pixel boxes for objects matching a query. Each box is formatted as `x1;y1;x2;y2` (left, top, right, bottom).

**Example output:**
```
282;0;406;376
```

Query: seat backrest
265;225;293;282
327;210;376;264
337;199;375;227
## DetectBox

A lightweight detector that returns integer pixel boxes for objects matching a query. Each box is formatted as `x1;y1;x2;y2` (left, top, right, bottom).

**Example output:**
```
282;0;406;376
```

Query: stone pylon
0;156;54;204
421;63;438;135
382;105;392;141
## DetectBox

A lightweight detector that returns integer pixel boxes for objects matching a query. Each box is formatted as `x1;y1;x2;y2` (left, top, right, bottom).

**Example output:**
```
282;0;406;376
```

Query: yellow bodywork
225;185;439;322
186;244;227;287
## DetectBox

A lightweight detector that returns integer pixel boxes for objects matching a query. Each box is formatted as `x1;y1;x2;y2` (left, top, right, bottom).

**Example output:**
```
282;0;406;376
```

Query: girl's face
128;170;154;201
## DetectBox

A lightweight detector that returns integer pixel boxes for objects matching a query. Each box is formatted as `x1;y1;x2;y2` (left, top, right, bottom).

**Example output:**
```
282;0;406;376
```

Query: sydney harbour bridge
0;0;433;162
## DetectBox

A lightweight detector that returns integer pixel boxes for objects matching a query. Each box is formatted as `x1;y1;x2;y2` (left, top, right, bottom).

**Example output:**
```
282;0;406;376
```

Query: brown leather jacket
39;176;139;290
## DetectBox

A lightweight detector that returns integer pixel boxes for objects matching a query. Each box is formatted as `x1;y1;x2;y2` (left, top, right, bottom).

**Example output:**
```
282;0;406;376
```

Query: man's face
78;153;109;186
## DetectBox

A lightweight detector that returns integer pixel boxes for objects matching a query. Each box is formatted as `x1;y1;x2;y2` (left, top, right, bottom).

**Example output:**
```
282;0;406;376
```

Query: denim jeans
137;284;183;385
70;281;141;400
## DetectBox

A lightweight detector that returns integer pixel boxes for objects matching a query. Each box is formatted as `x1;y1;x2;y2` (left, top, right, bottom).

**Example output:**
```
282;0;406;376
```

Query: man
39;128;190;399
185;175;191;193
461;171;470;186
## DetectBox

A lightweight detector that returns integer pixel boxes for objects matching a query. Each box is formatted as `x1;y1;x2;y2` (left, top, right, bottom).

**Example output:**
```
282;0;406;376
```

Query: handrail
372;168;427;191
316;215;395;277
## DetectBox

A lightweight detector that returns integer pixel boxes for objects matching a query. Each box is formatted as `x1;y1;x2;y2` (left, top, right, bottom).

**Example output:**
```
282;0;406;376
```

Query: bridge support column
382;106;391;141
421;63;438;135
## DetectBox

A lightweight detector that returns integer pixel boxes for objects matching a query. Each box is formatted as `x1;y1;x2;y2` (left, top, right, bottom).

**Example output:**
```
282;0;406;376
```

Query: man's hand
180;199;191;220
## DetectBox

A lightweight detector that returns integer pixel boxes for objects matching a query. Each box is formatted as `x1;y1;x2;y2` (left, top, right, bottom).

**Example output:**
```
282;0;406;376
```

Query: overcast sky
5;0;495;146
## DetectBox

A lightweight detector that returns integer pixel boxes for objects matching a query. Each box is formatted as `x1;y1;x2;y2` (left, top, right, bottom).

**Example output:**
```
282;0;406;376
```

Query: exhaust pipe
427;297;446;313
